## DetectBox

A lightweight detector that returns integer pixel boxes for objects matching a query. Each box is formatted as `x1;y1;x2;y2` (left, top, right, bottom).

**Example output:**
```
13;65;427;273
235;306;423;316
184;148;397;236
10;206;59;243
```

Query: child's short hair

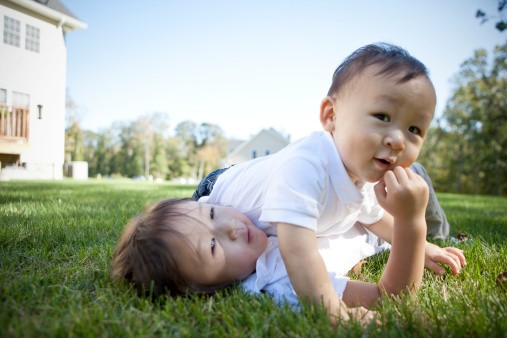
327;42;430;96
111;198;220;297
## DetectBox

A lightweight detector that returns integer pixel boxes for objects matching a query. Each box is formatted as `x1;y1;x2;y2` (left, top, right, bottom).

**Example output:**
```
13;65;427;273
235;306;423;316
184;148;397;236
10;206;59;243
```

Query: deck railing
0;105;29;142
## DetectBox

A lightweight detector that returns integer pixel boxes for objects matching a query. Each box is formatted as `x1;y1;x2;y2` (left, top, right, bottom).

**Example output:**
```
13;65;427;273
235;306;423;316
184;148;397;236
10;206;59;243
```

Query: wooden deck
0;105;29;143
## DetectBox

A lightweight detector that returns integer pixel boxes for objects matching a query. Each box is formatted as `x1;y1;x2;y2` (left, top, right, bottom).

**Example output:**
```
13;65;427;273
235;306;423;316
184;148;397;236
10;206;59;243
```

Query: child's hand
331;307;378;328
374;166;429;223
349;307;378;327
424;242;467;275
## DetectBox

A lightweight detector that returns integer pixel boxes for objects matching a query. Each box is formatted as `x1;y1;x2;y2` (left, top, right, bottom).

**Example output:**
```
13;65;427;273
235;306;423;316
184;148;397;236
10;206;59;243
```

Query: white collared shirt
203;131;384;237
241;225;390;308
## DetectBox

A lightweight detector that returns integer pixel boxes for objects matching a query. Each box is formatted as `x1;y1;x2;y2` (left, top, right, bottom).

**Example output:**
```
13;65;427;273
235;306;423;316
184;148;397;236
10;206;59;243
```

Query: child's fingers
390;167;422;190
446;253;462;275
392;166;410;185
439;247;466;272
382;169;398;188
436;251;462;275
425;260;446;275
444;247;467;266
374;178;387;201
404;167;428;189
350;307;377;328
404;166;419;179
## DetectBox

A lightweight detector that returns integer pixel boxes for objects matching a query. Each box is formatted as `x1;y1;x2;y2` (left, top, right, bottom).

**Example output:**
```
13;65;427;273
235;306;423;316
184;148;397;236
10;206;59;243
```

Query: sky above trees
63;0;506;140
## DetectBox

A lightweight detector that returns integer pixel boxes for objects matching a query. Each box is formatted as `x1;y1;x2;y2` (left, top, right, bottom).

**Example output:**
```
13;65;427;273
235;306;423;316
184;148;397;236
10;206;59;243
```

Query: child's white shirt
198;131;388;306
201;131;384;237
240;224;390;308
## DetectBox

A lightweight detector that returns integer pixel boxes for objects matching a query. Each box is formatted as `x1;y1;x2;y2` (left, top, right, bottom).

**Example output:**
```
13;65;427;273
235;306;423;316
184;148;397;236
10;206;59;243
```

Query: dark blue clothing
191;167;230;201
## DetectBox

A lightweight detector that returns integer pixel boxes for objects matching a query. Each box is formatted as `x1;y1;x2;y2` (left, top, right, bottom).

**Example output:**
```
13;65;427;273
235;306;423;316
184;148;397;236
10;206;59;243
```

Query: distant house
223;128;290;166
0;0;86;180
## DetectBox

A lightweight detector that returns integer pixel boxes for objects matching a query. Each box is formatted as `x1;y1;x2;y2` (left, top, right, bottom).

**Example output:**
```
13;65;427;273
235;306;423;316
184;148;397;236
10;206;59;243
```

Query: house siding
0;0;84;179
223;129;290;166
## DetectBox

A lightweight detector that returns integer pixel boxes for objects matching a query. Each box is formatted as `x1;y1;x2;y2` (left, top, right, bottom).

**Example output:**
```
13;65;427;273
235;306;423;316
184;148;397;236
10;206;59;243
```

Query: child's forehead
336;65;432;96
175;202;210;229
178;200;201;211
356;64;408;83
173;200;201;215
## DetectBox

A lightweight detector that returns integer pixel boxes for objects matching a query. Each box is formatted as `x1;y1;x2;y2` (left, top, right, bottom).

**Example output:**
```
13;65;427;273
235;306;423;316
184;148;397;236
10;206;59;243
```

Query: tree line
417;39;507;195
65;111;228;182
66;40;507;195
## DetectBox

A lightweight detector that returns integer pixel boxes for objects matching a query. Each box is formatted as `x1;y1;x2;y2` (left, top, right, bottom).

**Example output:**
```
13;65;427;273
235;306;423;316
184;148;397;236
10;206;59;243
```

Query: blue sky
63;0;506;140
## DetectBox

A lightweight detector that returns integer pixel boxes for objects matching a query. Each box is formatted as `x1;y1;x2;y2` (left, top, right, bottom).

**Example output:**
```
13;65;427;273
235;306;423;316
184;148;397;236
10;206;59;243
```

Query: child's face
169;201;268;288
320;65;436;183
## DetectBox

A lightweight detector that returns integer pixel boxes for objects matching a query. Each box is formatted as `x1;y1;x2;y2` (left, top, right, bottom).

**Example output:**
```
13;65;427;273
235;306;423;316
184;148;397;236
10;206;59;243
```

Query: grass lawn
1;180;507;337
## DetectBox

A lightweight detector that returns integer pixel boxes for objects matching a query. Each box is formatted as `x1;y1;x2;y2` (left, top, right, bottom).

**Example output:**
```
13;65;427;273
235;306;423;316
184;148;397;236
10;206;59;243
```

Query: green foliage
419;39;507;195
476;0;507;32
64;112;227;180
1;181;507;336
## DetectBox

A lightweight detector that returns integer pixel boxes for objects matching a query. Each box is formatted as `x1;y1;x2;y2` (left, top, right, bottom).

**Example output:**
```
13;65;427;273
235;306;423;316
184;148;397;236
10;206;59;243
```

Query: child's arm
367;217;465;275
276;167;429;322
277;222;374;324
335;168;431;310
372;167;428;296
365;169;466;275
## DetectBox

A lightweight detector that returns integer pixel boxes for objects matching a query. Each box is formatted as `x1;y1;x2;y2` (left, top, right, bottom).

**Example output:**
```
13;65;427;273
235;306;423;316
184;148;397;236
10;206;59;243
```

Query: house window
3;16;20;47
265;150;270;156
252;150;257;159
0;88;6;105
25;24;40;53
12;91;30;108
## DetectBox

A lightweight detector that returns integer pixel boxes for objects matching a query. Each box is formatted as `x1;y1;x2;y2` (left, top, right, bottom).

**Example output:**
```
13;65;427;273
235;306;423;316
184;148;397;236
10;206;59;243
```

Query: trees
195;122;228;180
64;91;85;164
175;121;227;181
421;40;507;195
64;108;228;180
476;0;507;32
475;0;507;32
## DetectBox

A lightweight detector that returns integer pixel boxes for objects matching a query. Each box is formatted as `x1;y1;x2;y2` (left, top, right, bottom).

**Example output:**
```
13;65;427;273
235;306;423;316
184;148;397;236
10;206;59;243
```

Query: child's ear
320;96;335;132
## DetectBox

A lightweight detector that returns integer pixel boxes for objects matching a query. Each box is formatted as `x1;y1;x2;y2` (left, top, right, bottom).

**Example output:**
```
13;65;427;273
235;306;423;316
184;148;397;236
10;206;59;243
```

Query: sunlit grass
1;180;506;336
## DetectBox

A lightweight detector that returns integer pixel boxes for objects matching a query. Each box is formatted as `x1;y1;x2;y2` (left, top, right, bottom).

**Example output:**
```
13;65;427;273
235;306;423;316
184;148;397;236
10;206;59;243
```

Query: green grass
1;181;506;337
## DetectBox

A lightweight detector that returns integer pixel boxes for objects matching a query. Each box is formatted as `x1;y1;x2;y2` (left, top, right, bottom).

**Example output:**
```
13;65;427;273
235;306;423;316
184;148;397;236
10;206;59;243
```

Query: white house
223;128;290;166
0;0;85;180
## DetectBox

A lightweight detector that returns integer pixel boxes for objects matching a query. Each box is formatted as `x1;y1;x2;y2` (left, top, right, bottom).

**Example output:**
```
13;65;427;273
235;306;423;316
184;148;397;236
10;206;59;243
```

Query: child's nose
384;130;405;151
225;226;238;240
216;221;238;241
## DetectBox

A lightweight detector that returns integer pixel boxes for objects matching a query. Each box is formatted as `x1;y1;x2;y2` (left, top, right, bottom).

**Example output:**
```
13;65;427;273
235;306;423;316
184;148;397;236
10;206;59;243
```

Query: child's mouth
245;225;252;243
375;158;391;169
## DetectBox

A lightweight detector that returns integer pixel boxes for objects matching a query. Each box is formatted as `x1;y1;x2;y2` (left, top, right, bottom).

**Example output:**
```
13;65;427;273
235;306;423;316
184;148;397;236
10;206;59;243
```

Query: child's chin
364;173;384;183
240;269;256;280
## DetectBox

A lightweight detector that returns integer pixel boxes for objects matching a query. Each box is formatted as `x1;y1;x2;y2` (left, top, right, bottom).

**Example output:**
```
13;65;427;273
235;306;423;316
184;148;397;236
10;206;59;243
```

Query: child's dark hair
327;42;430;96
111;198;220;297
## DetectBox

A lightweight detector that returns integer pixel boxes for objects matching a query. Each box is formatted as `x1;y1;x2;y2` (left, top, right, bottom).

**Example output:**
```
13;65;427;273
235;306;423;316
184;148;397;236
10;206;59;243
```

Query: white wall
0;1;67;179
225;130;290;166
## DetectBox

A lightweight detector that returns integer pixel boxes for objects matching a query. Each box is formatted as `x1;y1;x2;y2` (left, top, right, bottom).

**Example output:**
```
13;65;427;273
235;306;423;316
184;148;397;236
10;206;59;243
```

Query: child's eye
211;238;216;253
210;207;215;219
409;126;421;135
374;113;390;122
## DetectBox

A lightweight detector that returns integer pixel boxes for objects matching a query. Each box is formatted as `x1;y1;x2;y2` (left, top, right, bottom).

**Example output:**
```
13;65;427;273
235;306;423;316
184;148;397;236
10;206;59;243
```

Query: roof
35;0;76;18
226;128;290;159
5;0;87;31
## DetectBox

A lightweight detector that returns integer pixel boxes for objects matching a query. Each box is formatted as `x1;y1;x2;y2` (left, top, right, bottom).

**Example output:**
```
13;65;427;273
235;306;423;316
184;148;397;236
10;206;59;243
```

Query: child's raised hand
374;166;429;222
